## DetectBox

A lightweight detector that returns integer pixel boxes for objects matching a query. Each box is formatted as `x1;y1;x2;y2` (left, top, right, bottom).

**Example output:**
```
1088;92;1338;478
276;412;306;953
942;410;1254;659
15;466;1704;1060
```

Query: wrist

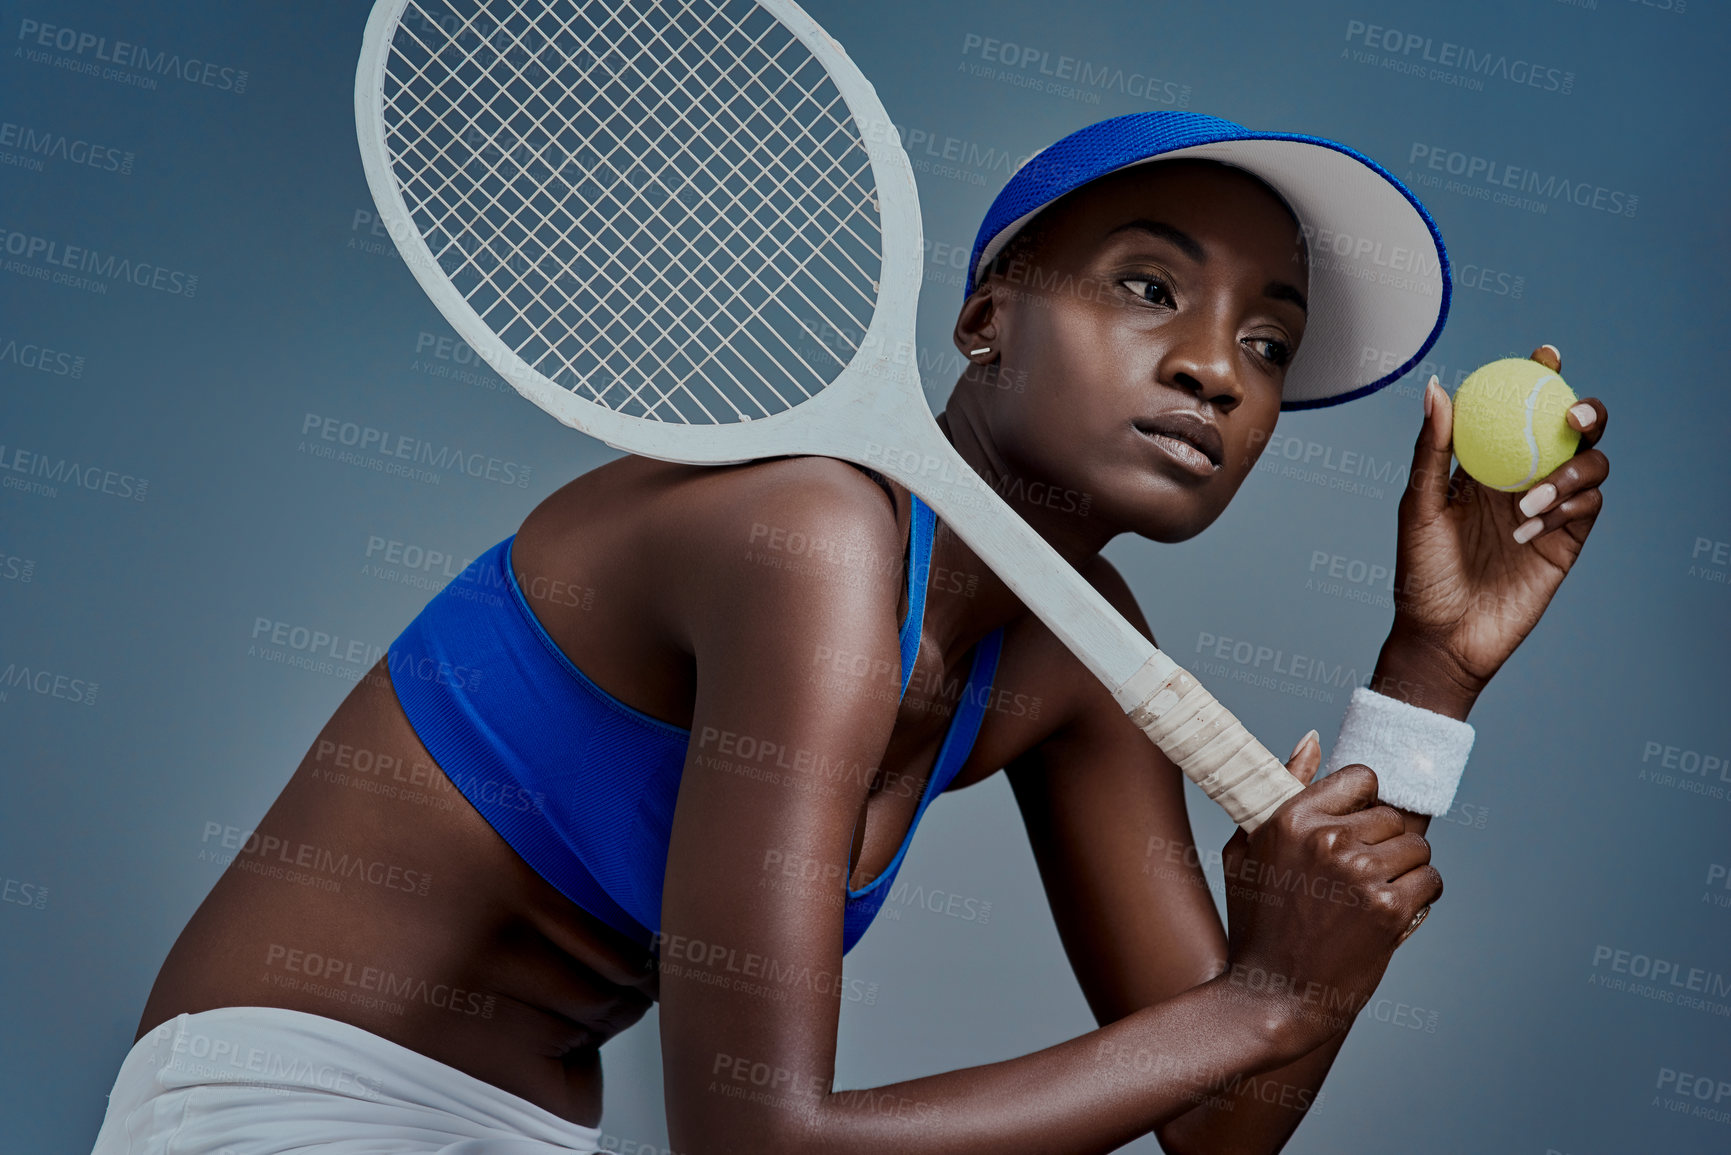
1373;627;1483;722
1200;966;1338;1064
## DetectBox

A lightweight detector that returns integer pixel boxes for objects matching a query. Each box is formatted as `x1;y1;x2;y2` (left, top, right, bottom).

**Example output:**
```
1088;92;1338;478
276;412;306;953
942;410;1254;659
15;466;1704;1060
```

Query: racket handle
1118;655;1304;832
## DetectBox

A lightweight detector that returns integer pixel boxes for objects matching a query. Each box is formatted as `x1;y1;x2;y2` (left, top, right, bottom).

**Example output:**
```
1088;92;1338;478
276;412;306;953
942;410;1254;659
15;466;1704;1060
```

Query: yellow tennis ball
1450;358;1582;492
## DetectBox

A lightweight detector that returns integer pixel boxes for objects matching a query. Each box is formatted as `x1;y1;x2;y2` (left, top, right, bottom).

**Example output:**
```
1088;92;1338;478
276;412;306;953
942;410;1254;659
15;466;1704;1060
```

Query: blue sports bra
387;491;1004;956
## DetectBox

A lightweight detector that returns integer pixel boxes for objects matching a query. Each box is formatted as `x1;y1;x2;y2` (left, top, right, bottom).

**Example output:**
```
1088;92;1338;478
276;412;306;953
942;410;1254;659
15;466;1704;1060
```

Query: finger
1565;395;1607;452
1515;445;1610;523
1344;802;1409;845
1359;831;1432;878
1387;861;1445;913
1514;485;1603;546
1529;345;1606;451
1303;764;1380;816
1402;376;1456;520
1286;728;1322;787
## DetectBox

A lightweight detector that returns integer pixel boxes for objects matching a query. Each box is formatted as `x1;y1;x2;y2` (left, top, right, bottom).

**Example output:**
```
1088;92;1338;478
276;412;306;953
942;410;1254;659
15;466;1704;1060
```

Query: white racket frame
355;0;1306;830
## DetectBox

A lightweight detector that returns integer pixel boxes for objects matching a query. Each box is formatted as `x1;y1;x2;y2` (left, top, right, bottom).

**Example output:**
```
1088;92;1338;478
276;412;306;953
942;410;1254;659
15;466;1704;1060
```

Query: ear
952;284;1002;365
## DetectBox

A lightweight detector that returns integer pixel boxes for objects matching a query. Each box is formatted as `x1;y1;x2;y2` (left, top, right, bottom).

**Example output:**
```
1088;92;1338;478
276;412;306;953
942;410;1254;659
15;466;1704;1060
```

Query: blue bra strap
899;493;937;700
838;624;1005;954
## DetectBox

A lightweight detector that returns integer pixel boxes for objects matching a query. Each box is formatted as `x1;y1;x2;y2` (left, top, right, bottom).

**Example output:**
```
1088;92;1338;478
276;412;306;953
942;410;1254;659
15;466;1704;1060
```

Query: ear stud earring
969;347;992;356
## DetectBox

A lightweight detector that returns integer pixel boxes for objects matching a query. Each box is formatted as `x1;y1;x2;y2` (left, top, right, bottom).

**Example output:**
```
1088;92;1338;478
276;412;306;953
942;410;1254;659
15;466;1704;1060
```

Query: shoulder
652;455;909;651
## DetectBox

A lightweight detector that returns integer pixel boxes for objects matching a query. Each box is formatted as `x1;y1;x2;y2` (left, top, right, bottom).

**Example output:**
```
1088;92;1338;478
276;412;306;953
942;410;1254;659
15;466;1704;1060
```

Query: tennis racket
353;0;1306;830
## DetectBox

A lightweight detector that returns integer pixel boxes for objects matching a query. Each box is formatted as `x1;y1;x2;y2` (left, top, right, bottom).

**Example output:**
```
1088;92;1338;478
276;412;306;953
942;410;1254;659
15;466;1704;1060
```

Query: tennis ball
1450;357;1581;492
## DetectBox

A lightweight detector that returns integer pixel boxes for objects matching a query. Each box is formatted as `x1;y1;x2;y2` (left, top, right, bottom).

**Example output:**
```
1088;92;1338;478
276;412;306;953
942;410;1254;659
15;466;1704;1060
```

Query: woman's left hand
1389;345;1609;694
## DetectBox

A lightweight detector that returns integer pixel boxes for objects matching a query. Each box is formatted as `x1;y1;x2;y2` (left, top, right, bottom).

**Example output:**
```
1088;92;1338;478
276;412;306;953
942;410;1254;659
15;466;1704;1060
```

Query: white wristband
1322;686;1476;816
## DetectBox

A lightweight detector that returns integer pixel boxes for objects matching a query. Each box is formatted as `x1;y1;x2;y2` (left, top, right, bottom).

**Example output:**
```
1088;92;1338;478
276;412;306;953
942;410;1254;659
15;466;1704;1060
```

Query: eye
1244;335;1292;368
1121;277;1174;308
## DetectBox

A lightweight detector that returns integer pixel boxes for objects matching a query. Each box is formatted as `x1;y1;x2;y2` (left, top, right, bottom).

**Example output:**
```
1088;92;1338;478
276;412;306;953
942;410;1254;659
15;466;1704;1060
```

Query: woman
92;112;1609;1154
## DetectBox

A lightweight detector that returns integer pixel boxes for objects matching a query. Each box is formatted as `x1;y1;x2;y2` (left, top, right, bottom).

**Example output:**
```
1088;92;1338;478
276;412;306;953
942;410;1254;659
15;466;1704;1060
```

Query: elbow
1153;1115;1202;1155
1155;1119;1249;1155
668;1103;828;1155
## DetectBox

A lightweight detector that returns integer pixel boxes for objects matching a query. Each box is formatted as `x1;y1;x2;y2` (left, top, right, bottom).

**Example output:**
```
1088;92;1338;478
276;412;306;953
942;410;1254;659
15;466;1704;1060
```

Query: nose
1157;313;1244;414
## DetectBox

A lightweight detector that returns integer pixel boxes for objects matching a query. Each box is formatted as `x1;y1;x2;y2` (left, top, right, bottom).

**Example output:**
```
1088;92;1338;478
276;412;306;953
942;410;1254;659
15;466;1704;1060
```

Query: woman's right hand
1214;733;1443;1050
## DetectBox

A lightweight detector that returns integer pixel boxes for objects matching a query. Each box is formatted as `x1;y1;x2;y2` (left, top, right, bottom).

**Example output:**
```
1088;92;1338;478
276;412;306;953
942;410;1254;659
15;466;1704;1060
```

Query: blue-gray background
3;1;1728;1152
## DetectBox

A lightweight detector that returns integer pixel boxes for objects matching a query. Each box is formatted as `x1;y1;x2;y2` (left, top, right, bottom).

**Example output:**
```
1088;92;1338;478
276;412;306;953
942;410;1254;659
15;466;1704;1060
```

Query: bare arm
654;465;1429;1155
1006;562;1449;1155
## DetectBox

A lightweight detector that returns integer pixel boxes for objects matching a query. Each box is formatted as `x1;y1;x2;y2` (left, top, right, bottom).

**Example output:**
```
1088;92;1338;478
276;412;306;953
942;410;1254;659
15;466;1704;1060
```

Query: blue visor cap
965;111;1451;411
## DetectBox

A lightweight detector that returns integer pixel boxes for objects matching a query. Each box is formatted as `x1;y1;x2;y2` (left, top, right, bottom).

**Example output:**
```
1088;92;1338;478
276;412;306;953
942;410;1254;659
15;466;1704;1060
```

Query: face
953;159;1309;544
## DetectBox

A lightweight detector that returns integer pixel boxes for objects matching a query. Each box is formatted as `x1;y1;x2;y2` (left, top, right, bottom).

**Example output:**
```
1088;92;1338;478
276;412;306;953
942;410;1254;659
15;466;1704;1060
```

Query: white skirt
89;1005;606;1153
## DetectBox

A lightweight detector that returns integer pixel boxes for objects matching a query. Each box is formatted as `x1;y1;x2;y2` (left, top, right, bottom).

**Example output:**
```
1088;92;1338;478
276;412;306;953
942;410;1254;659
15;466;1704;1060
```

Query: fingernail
1423;376;1436;419
1569;402;1595;428
1519;483;1556;519
1513;517;1543;544
1290;728;1319;761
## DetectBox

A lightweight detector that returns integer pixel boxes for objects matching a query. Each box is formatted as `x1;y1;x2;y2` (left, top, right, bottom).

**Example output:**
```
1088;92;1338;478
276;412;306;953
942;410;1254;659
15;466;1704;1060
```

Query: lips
1132;410;1224;470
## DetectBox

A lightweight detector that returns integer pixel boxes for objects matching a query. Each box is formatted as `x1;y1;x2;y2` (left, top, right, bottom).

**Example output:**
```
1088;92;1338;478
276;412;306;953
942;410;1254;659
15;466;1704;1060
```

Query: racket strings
404;1;875;333
380;0;883;424
440;15;871;419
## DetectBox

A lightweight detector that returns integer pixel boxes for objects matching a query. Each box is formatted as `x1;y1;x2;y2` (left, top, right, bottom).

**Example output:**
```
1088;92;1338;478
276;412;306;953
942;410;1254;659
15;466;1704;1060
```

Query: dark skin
134;160;1609;1153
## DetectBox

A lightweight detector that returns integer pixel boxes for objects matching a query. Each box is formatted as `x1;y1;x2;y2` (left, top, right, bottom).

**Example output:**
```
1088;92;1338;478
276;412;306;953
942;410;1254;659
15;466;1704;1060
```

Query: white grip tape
1122;661;1302;831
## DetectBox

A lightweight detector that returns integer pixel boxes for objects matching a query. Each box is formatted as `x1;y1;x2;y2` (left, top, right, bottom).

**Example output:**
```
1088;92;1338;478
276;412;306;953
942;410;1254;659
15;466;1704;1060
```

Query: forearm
746;977;1314;1155
1152;631;1479;1152
1153;1020;1349;1154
